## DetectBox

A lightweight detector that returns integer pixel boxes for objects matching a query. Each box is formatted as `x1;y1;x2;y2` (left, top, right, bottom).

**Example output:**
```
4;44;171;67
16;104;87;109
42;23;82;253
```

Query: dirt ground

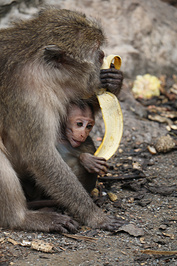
0;81;177;266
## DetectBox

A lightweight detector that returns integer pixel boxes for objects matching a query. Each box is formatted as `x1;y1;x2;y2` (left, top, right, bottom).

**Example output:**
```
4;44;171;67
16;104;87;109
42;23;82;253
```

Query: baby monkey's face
66;105;95;148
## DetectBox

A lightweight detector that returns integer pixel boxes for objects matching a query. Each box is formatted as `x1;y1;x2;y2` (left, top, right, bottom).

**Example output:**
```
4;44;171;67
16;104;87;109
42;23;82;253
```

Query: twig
141;250;177;255
62;233;97;243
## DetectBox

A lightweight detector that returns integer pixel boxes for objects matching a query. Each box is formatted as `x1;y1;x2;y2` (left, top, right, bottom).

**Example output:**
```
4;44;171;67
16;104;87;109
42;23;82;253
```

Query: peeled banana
94;55;123;160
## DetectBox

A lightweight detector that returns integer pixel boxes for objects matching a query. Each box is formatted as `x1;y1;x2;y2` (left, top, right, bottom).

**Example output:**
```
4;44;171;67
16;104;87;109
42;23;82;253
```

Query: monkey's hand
100;66;123;96
79;153;108;174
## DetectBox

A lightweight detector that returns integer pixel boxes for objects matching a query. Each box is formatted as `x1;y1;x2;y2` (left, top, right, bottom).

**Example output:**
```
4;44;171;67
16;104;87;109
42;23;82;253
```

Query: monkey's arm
79;153;108;174
57;137;105;173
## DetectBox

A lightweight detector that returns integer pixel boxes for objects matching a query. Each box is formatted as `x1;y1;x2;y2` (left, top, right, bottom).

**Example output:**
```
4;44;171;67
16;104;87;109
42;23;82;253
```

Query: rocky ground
0;80;176;266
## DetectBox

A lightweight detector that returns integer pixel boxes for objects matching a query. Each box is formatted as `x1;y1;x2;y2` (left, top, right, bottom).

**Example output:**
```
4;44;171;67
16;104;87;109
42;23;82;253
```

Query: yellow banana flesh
94;55;123;160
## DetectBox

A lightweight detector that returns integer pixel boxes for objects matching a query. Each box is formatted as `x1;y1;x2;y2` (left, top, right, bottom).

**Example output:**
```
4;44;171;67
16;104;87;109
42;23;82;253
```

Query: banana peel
94;55;123;160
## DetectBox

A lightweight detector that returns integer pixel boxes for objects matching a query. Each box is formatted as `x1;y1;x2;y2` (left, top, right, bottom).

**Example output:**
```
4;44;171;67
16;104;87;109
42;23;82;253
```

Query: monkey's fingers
95;55;123;160
52;214;79;233
99;215;129;232
98;168;108;175
94;157;108;166
87;164;107;174
100;68;123;80
101;81;123;93
100;69;123;88
89;158;108;173
23;211;79;233
96;165;108;174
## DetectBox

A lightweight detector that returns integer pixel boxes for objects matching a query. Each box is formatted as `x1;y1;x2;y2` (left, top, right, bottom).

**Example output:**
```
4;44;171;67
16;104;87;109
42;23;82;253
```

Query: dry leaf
140;237;146;244
148;114;173;126
108;192;118;202
0;237;5;244
7;238;19;246
31;239;54;253
90;188;99;198
162;232;175;239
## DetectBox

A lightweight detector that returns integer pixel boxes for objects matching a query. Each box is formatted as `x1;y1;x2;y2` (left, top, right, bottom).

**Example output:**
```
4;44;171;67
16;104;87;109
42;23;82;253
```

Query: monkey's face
65;105;95;148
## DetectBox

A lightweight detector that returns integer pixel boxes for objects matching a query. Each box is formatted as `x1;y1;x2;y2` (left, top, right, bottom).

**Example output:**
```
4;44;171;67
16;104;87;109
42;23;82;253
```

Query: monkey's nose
80;133;86;141
80;134;84;140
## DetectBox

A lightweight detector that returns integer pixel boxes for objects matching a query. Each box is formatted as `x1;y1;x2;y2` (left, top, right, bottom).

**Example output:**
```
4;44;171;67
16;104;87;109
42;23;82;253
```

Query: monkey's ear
44;45;61;54
44;45;65;64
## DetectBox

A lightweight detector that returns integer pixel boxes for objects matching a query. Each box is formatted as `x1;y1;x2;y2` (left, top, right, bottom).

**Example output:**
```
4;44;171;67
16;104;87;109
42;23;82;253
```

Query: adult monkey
0;8;123;233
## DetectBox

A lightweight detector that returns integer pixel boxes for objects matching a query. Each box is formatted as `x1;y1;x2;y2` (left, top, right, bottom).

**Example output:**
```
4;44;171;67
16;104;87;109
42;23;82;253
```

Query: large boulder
0;0;177;78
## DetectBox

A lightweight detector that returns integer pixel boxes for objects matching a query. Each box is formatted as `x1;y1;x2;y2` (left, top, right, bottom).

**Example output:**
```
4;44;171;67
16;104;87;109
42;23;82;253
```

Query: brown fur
26;136;97;210
0;7;124;233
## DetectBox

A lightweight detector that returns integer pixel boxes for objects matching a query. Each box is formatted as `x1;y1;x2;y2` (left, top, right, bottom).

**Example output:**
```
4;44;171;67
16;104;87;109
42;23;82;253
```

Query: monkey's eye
77;122;83;127
87;124;93;130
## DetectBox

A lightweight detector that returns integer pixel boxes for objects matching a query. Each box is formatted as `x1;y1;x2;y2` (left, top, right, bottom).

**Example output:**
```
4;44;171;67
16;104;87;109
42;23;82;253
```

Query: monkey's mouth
71;139;82;148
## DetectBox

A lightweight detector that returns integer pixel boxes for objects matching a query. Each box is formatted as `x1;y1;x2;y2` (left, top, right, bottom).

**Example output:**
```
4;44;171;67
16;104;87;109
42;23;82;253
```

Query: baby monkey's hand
79;153;108;174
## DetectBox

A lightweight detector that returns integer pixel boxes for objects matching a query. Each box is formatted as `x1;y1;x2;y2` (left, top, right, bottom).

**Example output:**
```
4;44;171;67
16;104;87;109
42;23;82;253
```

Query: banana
94;55;123;160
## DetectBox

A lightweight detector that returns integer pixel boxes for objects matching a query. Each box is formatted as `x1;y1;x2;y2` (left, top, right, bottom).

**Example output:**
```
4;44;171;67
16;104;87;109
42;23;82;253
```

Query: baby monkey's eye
77;122;83;127
87;124;93;130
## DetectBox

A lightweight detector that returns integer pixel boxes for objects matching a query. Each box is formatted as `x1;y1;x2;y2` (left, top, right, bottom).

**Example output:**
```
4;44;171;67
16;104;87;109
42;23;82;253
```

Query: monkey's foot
97;215;129;232
86;210;128;232
22;211;79;233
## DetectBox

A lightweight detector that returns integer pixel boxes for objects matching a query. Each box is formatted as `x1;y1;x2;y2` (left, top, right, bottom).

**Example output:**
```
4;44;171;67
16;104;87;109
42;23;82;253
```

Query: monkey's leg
15;136;126;232
0;150;78;233
0;150;26;228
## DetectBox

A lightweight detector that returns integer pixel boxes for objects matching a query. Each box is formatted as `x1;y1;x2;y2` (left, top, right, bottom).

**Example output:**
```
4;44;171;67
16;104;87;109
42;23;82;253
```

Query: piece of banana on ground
94;55;123;160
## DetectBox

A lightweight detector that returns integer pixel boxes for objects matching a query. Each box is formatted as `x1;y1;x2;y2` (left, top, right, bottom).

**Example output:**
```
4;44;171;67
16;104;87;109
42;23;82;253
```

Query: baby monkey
57;100;108;193
27;100;107;209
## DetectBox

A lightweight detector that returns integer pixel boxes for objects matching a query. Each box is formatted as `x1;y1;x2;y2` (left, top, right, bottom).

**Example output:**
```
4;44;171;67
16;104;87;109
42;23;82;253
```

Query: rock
161;0;177;7
117;223;144;236
147;145;157;155
155;135;176;153
159;224;167;230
